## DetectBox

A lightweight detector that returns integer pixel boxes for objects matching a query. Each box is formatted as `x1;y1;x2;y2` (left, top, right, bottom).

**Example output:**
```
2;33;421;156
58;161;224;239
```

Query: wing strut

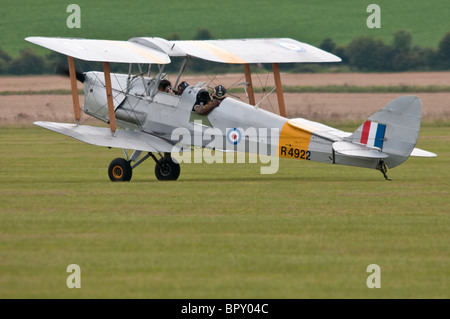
272;63;287;117
103;62;117;133
67;56;81;122
243;64;255;106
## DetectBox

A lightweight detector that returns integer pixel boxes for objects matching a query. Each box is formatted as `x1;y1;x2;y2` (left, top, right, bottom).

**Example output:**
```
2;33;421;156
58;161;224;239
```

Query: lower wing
34;121;180;153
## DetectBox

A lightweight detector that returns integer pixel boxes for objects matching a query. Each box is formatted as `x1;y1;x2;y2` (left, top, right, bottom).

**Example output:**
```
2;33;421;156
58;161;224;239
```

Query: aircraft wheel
154;158;180;181
108;158;132;182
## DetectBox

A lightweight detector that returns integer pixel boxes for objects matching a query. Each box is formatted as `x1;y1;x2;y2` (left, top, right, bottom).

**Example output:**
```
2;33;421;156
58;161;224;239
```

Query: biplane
25;36;436;181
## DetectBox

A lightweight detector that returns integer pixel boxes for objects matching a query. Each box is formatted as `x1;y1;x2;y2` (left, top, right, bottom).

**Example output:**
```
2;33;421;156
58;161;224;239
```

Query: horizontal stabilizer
34;121;178;153
410;148;437;157
25;37;170;64
333;141;388;158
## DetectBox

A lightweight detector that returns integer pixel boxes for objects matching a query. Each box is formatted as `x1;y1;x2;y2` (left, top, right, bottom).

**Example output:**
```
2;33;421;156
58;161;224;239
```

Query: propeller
55;63;85;83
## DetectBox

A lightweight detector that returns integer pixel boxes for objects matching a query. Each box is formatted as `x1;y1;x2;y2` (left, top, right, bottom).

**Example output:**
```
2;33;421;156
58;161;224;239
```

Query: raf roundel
227;128;242;145
279;41;306;52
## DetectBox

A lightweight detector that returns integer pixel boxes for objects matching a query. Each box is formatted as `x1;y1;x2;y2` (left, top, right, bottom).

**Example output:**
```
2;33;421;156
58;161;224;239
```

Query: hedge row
0;30;449;75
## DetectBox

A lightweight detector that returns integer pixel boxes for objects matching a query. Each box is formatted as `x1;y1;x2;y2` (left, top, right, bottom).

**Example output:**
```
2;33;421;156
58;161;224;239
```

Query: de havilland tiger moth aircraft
25;36;436;181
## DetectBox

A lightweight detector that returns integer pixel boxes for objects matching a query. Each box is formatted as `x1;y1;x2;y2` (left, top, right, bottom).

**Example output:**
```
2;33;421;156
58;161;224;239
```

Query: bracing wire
254;65;276;113
76;60;145;131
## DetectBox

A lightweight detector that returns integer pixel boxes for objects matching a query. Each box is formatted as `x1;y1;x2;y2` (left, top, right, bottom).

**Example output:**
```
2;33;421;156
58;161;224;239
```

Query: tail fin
345;95;423;168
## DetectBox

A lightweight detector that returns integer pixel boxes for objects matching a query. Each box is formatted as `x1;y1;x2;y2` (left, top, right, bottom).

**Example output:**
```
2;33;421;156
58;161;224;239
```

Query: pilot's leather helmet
214;85;227;97
178;81;189;93
195;89;211;105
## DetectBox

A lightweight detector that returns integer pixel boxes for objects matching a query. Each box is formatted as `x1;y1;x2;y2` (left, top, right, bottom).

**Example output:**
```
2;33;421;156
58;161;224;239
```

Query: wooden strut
243;64;255;106
67;56;81;122
103;62;117;134
272;63;287;118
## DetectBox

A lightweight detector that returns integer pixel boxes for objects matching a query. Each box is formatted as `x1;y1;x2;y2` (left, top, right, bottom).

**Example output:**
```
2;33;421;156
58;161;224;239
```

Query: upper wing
25;37;170;64
130;37;341;64
34;121;181;153
27;36;340;64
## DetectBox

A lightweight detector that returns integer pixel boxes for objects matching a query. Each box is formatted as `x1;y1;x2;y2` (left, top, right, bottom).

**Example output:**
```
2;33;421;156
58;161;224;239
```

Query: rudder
345;95;422;168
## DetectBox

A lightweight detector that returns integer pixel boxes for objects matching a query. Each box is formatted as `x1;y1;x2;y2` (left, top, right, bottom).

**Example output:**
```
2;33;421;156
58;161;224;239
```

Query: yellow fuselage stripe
278;121;316;160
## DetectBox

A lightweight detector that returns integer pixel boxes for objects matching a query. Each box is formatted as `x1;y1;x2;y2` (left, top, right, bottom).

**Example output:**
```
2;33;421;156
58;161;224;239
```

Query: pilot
176;81;189;96
158;79;173;93
212;85;227;102
193;89;220;116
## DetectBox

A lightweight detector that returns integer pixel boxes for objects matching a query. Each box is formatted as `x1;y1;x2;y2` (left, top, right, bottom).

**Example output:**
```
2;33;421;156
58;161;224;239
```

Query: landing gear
154;157;181;181
108;158;132;181
377;160;391;181
107;151;180;182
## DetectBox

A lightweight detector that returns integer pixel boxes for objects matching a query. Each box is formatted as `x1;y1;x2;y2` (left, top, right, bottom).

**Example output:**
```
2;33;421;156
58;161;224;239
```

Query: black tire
154;158;180;181
108;158;132;182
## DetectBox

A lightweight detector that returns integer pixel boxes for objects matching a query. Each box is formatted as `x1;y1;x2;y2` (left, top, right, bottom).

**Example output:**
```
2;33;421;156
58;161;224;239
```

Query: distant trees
0;47;12;74
345;36;393;71
1;30;449;75
318;37;348;64
437;32;450;69
8;48;45;75
0;47;46;75
194;28;213;40
326;30;450;72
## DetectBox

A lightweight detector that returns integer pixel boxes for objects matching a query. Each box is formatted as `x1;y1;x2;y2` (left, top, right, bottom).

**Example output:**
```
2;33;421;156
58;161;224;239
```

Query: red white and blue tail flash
360;121;386;149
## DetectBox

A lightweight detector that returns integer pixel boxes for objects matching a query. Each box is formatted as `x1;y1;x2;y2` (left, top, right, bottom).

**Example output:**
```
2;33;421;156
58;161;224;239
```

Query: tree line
320;30;450;72
0;29;449;75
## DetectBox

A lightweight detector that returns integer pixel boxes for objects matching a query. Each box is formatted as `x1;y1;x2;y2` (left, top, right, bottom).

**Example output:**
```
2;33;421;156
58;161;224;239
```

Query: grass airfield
0;125;448;298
